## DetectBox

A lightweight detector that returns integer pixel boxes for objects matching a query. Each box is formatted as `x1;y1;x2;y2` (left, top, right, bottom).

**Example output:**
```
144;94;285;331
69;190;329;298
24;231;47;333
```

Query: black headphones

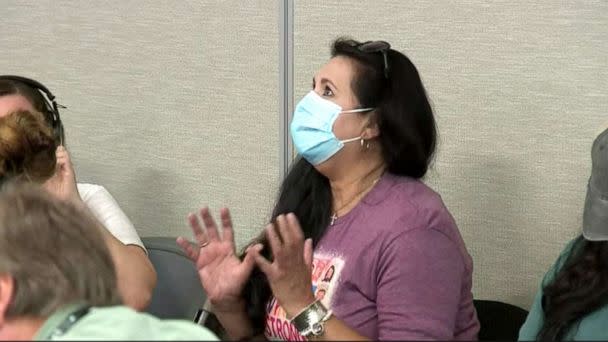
0;75;65;145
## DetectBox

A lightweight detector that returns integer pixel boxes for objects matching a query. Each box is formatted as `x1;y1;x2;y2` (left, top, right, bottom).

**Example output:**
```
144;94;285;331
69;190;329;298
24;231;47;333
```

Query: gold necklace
330;176;381;226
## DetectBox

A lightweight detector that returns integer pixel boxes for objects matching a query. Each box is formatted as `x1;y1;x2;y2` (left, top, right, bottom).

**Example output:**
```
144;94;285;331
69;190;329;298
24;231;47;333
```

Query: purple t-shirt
264;173;479;341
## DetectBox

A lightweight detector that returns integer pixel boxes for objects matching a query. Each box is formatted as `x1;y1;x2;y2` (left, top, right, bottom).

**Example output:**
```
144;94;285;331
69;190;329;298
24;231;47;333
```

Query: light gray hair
0;184;121;318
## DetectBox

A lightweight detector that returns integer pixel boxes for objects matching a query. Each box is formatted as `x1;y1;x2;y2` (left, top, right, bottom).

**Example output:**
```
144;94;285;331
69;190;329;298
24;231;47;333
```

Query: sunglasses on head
356;40;391;79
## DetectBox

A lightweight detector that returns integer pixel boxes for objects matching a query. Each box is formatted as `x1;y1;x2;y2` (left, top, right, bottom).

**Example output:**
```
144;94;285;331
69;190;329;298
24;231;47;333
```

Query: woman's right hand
177;207;261;313
43;146;82;205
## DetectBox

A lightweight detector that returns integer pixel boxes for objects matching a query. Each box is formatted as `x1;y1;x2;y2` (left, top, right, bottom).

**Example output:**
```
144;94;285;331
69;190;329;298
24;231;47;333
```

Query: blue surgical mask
290;91;374;165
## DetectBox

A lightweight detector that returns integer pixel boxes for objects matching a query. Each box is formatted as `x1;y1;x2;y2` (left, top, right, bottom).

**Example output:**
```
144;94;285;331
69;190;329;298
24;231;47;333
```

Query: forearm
101;228;157;310
213;305;256;341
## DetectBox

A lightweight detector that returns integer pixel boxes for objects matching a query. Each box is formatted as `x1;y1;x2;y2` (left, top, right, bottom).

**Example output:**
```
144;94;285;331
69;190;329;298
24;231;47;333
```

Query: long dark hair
538;235;608;340
241;37;438;334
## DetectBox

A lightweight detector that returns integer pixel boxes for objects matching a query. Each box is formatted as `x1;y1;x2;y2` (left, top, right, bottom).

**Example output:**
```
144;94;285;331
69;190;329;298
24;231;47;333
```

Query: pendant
330;213;337;226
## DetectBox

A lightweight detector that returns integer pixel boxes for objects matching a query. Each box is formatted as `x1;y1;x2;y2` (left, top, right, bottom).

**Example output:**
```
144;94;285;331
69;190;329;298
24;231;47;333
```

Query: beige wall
294;1;607;308
1;1;281;246
3;0;607;311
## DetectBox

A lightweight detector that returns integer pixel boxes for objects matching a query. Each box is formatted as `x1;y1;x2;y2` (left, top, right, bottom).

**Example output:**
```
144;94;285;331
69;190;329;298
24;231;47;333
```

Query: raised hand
177;207;262;313
43;146;81;204
249;213;315;318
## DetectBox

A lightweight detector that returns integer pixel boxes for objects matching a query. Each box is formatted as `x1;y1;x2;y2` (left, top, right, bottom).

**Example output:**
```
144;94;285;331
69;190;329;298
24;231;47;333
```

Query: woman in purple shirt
179;37;479;340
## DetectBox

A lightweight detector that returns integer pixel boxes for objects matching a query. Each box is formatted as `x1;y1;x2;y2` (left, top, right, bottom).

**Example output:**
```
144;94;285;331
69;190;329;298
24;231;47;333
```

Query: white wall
1;0;281;246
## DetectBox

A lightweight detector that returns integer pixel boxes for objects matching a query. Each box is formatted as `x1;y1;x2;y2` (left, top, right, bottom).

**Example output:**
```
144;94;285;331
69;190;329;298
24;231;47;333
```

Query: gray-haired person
0;185;217;340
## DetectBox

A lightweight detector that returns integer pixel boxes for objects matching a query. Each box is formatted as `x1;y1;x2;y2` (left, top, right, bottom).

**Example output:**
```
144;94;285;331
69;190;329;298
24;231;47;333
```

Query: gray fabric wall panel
3;0;607;312
294;1;607;308
1;1;280;246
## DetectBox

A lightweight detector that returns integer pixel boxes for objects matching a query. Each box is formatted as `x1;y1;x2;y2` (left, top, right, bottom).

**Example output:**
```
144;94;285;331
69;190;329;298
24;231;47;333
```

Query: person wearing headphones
0;76;156;311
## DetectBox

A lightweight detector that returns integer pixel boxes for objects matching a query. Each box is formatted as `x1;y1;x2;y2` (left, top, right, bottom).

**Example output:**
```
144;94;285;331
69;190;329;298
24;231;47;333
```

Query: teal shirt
519;237;608;341
35;304;218;340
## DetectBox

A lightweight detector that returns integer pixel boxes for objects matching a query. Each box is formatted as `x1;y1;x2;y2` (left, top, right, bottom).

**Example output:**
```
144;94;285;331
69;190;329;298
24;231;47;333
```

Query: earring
360;138;371;149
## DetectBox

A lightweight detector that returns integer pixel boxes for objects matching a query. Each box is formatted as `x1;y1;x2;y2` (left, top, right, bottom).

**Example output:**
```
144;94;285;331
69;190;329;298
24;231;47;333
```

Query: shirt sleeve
518;237;581;341
376;227;465;340
518;257;562;341
77;183;146;252
518;286;544;341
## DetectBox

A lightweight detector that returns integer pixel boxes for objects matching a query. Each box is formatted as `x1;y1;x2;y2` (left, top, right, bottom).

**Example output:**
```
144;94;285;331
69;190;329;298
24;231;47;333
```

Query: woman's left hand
250;213;316;318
